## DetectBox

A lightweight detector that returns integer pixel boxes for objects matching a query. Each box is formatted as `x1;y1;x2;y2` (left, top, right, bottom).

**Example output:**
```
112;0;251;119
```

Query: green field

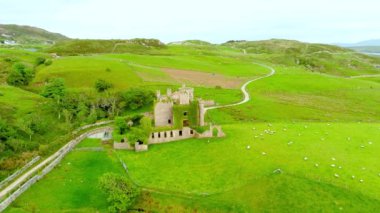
6;140;124;213
2;39;380;212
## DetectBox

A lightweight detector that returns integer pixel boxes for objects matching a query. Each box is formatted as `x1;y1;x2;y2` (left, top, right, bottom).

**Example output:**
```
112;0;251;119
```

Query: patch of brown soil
162;68;245;89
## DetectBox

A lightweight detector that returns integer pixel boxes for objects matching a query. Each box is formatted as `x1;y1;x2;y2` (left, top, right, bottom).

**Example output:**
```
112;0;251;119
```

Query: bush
41;78;66;99
6;63;34;86
35;57;46;66
44;59;53;66
95;79;113;93
3;57;15;63
127;127;147;145
99;173;140;213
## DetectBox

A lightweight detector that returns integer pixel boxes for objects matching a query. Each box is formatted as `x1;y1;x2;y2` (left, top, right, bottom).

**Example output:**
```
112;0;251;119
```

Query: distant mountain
336;39;380;47
0;24;69;45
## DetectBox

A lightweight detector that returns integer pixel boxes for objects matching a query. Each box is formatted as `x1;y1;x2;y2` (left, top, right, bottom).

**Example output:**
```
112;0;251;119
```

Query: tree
121;88;155;110
127;127;147;145
41;78;66;119
95;79;113;93
7;63;34;86
114;117;127;134
41;78;66;99
99;173;140;213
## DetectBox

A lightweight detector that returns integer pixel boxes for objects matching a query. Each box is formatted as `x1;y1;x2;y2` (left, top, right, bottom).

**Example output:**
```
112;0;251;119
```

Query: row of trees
41;78;155;126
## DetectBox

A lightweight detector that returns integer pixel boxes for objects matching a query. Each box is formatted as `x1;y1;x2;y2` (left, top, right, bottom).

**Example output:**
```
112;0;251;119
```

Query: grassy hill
224;39;380;76
0;24;68;45
46;39;166;55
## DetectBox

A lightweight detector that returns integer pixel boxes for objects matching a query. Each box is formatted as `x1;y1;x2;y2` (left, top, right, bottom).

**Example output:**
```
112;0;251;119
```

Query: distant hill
335;40;380;53
47;39;166;55
169;40;213;46
349;46;380;54
223;39;380;76
0;24;69;45
223;39;352;54
337;39;380;47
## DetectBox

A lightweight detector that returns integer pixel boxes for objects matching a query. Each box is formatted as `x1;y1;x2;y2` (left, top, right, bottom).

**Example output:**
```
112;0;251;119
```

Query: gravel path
204;63;276;112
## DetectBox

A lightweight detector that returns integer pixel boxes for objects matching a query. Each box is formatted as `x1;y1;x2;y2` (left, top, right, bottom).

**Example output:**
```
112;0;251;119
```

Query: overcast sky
1;0;379;44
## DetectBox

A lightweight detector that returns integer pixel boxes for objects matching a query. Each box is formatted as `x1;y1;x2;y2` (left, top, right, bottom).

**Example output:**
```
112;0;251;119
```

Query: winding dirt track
204;63;276;112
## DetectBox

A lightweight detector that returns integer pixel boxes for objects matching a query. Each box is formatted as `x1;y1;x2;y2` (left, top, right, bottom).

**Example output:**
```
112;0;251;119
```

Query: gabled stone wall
148;127;195;144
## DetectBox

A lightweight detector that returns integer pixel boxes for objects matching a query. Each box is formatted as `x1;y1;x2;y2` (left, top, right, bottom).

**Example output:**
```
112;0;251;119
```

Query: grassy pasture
8;122;380;212
207;66;380;124
6;139;124;213
33;56;142;90
118;122;380;212
0;85;45;117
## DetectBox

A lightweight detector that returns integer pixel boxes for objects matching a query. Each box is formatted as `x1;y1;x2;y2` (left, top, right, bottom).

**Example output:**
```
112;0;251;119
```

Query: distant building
3;40;16;45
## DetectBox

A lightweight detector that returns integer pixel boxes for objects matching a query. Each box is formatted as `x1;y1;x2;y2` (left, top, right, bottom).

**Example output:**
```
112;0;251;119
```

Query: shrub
6;63;34;86
95;79;113;93
212;127;218;137
99;173;140;213
44;59;53;66
35;57;46;66
41;78;66;99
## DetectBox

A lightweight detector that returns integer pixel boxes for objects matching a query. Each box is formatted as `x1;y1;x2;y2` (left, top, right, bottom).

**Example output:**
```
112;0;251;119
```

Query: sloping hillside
47;39;166;55
224;39;380;76
0;24;68;45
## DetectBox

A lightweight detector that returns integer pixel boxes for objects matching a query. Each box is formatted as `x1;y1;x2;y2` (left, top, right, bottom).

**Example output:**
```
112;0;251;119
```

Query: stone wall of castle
154;102;173;127
148;127;195;144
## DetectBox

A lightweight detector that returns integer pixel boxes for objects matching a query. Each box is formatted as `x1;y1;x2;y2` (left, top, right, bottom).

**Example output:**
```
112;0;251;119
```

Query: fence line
0;156;40;190
0;126;112;212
